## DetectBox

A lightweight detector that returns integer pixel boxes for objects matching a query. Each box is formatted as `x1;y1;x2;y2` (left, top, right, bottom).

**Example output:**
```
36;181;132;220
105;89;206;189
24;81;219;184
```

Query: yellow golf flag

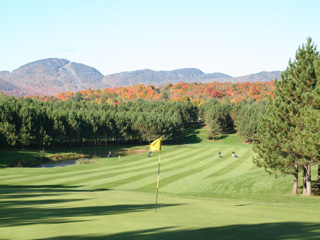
150;137;162;151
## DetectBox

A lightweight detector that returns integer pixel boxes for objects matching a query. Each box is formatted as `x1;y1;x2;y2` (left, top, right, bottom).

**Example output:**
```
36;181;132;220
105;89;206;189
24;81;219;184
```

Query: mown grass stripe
3;147;198;187
204;149;252;179
75;148;207;189
150;148;250;193
2;148;177;184
29;148;202;187
86;148;213;190
113;148;222;191
135;149;223;191
0;147;194;185
1;148;186;184
160;149;256;194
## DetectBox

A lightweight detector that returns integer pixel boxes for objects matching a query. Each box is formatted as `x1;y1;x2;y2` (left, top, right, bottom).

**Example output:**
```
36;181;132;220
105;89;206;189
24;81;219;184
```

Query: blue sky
0;0;319;76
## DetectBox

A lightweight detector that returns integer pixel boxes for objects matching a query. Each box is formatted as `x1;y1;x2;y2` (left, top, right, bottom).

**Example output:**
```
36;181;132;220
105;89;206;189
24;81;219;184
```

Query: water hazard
36;159;78;168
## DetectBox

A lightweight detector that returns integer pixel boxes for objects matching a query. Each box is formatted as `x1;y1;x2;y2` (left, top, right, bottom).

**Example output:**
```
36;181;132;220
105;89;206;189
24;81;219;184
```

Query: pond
35;158;97;168
36;159;78;168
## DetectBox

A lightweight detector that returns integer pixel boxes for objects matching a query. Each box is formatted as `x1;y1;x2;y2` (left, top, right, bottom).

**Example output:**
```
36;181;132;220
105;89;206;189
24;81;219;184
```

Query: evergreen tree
207;117;222;140
199;98;235;136
253;38;320;195
234;101;266;143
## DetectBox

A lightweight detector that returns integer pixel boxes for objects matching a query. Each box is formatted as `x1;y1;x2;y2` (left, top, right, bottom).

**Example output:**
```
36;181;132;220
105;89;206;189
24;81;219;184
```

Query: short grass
0;126;319;240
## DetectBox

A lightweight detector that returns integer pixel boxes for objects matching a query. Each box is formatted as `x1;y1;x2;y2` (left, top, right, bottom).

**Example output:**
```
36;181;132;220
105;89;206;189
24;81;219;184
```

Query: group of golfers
219;151;237;158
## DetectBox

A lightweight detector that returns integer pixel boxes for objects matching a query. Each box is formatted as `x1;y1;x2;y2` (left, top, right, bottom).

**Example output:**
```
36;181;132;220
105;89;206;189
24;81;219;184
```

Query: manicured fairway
1;129;319;239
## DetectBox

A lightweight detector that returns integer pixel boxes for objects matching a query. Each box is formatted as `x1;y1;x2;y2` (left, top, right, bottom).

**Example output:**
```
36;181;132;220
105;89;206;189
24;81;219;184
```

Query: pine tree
253;38;320;195
207;117;222;140
234;101;266;143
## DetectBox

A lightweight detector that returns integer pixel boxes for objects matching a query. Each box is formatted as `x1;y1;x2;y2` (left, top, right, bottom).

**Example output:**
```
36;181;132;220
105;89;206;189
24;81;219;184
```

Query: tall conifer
253;38;320;195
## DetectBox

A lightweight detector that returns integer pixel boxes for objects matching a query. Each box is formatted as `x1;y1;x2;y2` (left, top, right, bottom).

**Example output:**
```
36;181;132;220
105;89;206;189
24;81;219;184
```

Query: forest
0;96;199;148
0;79;273;149
0;92;263;149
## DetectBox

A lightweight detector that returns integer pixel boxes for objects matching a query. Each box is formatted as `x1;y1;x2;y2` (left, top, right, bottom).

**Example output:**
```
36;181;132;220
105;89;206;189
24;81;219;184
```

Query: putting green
1;130;319;239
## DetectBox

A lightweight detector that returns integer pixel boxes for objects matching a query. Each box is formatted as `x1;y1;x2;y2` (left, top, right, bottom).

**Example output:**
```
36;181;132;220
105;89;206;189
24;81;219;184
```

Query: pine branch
292;70;309;92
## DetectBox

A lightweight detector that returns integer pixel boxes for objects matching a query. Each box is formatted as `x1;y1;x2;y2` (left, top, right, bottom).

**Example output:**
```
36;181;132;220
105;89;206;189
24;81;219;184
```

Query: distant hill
2;58;104;96
100;69;281;88
99;68;233;87
0;58;281;96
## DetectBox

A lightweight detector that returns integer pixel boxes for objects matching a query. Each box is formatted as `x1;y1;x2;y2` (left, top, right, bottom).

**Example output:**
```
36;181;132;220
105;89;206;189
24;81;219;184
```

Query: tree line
0;97;197;148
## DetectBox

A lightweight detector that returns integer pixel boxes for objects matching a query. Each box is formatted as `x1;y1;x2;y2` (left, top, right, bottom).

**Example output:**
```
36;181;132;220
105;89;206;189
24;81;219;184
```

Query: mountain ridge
0;58;281;96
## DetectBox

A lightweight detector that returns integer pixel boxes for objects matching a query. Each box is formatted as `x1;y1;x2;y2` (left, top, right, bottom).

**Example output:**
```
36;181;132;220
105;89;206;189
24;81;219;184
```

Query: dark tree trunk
303;165;307;196
306;164;312;196
292;163;298;195
318;164;320;191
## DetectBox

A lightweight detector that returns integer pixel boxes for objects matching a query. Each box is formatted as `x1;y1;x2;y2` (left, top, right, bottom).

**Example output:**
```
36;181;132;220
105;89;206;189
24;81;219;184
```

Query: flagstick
155;150;161;212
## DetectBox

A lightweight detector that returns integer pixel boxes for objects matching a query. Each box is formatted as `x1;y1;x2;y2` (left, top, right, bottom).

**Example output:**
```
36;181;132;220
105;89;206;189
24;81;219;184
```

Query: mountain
0;58;281;96
100;69;281;87
99;68;232;87
2;58;104;96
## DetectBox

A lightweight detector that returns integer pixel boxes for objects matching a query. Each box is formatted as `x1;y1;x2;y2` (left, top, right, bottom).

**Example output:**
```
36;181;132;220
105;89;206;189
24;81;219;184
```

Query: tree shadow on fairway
214;135;228;141
0;185;111;193
40;222;320;240
180;123;202;144
182;131;202;144
0;149;41;167
0;203;178;228
0;185;180;227
0;185;111;198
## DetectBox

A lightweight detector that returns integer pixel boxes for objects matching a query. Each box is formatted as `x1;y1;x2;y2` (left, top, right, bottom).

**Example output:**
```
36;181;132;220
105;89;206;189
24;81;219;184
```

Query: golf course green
1;127;319;240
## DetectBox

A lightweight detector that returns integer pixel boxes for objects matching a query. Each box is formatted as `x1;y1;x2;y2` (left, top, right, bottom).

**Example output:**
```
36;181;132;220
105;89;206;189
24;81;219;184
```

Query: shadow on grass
0;185;176;227
0;149;41;167
0;184;108;205
182;131;202;144
180;122;203;144
39;222;320;240
0;185;180;227
214;135;228;141
0;185;109;194
0;203;177;227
